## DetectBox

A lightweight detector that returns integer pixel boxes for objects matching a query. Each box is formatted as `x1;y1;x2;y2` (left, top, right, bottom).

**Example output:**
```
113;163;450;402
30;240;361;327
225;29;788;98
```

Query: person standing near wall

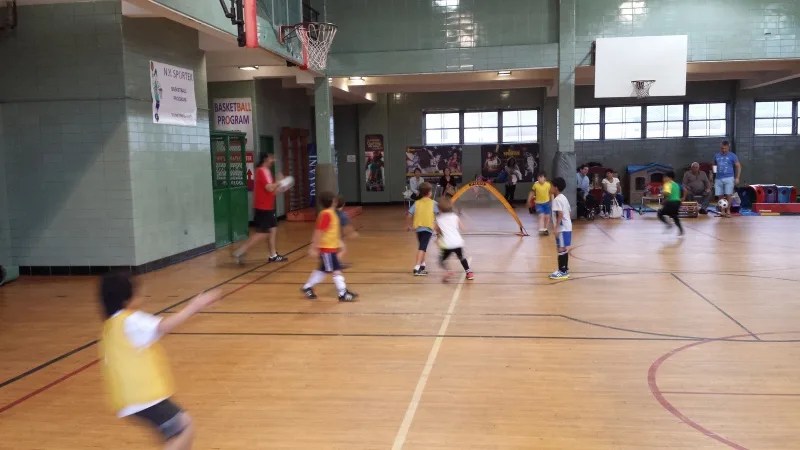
503;158;523;203
712;140;742;218
233;153;288;264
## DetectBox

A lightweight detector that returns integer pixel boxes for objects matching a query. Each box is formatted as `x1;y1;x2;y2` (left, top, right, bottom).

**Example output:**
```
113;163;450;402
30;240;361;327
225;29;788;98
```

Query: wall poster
480;143;539;182
149;60;197;126
365;134;385;192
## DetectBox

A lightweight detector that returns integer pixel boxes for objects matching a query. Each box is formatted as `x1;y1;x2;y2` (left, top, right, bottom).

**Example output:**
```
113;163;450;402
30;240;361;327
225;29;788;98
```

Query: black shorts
416;230;433;251
253;209;277;233
319;252;343;273
132;399;187;440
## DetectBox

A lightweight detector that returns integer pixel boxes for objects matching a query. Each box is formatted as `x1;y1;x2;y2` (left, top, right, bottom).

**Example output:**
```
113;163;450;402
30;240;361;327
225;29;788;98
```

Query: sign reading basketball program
212;98;255;190
149;61;197;126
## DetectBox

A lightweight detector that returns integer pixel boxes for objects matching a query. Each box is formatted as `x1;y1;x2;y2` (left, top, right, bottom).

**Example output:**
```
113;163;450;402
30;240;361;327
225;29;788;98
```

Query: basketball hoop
280;22;337;72
631;80;655;99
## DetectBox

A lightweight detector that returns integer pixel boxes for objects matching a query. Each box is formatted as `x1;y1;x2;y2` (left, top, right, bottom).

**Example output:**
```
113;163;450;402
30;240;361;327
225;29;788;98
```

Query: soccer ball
717;198;729;210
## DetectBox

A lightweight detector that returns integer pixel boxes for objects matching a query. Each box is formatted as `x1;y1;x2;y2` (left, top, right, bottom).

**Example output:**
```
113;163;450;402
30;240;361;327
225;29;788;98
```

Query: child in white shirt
434;197;474;282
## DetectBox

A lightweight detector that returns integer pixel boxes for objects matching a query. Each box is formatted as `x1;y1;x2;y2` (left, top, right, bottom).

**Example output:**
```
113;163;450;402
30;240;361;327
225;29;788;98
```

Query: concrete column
0;105;12;277
557;0;578;218
314;77;338;195
541;95;558;177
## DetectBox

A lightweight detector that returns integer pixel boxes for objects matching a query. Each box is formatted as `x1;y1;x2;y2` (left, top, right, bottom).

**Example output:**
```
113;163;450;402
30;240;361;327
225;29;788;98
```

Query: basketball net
631;80;655;99
294;22;337;71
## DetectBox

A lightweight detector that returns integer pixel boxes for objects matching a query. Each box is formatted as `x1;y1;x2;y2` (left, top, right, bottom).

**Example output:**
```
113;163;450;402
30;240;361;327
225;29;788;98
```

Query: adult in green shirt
658;170;684;236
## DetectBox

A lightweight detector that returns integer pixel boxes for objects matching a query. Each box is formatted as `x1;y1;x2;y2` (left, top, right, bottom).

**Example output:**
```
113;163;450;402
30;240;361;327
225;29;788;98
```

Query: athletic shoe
302;287;317;300
465;271;475;280
442;271;455;283
549;270;569;280
269;254;288;263
233;253;244;265
338;290;358;302
414;268;428;276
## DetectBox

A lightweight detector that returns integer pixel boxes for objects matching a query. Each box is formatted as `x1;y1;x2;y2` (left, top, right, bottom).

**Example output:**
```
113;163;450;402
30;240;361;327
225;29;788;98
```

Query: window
754;101;793;135
463;111;498;143
605;106;642;139
425;112;460;145
646;105;684;138
502;110;537;143
575;108;601;140
688;103;726;137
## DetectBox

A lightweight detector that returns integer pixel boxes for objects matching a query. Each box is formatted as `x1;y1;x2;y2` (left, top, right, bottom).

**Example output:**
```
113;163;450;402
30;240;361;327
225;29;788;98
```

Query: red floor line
661;390;800;397
0;255;305;415
0;360;99;415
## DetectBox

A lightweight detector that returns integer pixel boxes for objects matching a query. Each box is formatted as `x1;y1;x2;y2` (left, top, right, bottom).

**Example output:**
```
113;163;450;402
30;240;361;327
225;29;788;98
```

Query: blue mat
708;207;759;217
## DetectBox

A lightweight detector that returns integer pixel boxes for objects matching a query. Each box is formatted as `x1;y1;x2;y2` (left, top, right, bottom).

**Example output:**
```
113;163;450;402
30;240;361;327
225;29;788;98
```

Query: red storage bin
749;185;767;204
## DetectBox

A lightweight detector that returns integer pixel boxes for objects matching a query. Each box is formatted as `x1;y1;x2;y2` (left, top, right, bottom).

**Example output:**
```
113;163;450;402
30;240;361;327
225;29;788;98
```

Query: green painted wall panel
576;0;800;63
122;17;215;266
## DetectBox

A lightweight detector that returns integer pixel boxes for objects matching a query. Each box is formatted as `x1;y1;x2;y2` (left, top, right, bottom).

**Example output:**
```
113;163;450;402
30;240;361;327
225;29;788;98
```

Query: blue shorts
555;231;572;249
416;230;433;251
715;177;734;196
536;202;551;215
319;252;343;273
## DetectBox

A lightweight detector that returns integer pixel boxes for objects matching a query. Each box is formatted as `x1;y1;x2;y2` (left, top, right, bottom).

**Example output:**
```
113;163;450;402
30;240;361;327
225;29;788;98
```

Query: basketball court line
660;390;800;397
172;331;695;341
671;273;760;341
391;261;467;450
0;242;312;411
648;331;762;450
591;221;616;241
184;310;717;340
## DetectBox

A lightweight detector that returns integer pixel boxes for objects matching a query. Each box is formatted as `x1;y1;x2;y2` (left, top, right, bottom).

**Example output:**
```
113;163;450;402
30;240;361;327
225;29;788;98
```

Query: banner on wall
308;143;317;206
405;145;463;178
212;98;255;190
480;143;540;182
149;61;196;126
365;134;385;192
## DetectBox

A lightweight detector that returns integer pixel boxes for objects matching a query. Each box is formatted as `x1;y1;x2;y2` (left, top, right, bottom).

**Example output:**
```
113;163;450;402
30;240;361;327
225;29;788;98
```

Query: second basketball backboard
594;35;688;98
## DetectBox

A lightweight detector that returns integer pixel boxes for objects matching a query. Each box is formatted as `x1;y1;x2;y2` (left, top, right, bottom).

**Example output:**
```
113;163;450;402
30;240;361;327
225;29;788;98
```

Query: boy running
301;191;358;301
658;171;684;236
336;194;359;268
434;197;474;282
99;272;223;450
406;182;439;276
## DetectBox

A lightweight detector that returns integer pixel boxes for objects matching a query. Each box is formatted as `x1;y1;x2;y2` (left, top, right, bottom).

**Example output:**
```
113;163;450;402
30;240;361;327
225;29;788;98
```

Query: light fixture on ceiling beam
498;70;511;76
238;66;259;71
349;77;364;81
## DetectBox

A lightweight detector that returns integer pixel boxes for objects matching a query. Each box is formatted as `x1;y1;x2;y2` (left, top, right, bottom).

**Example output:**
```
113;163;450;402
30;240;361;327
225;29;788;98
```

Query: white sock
333;274;347;295
303;270;326;289
414;265;420;271
270;253;278;258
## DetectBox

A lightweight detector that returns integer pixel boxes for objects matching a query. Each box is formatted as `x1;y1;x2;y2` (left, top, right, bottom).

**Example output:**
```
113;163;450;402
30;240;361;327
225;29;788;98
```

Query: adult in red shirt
233;153;288;263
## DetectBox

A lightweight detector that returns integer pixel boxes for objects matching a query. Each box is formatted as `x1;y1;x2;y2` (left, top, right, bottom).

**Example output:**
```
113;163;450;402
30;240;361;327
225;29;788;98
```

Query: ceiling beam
740;71;800;90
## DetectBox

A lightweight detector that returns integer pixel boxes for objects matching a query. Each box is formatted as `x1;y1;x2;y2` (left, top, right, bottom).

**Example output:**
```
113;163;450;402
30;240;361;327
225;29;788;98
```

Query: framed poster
481;143;539;182
405;145;463;177
365;134;385;192
149;60;196;126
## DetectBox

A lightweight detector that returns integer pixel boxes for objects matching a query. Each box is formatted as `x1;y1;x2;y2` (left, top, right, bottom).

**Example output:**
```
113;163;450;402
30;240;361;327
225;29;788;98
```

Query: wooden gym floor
2;205;800;449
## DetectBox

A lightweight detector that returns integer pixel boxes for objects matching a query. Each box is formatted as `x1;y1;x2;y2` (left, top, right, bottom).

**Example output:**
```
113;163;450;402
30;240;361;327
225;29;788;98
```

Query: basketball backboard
594;35;688;98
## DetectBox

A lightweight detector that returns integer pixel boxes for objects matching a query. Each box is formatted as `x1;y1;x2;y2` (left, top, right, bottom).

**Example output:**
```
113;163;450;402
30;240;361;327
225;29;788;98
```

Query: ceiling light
238;66;259;71
349;77;364;81
498;70;511;76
